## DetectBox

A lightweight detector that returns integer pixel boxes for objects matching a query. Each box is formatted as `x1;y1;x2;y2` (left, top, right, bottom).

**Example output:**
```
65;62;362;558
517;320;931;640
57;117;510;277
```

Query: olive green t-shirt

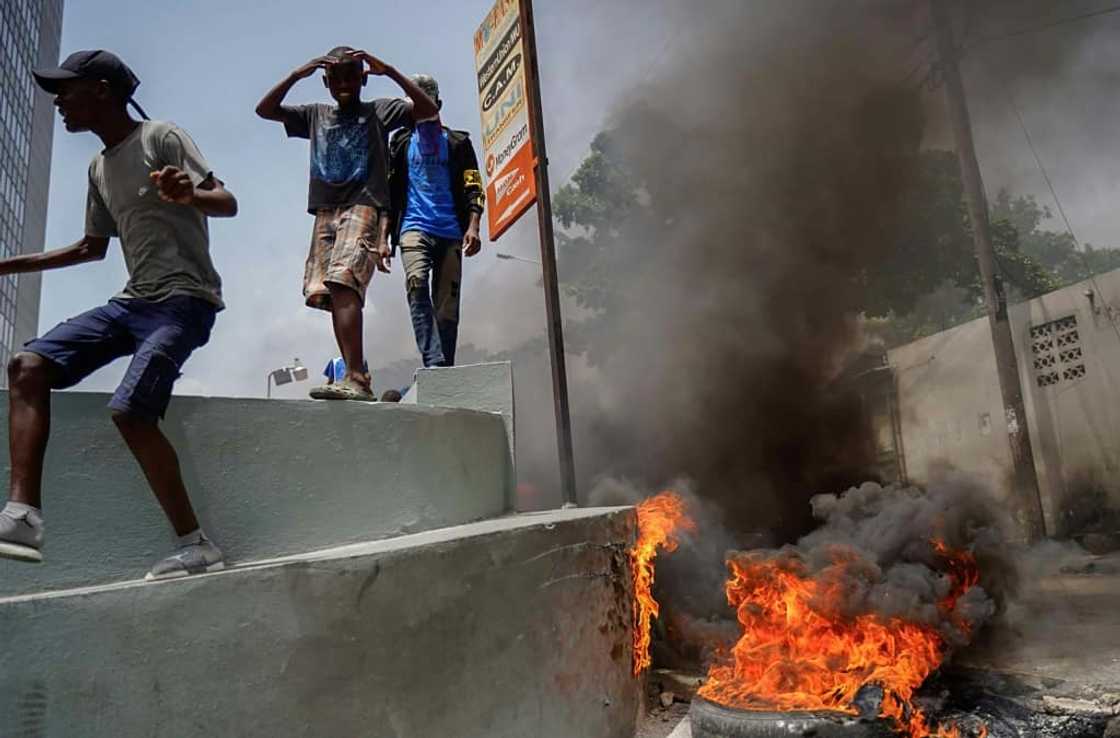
85;120;224;309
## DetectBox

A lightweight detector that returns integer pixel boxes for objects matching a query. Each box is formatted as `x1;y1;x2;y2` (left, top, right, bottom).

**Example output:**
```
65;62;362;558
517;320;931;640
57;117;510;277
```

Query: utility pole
518;0;579;507
931;1;1047;541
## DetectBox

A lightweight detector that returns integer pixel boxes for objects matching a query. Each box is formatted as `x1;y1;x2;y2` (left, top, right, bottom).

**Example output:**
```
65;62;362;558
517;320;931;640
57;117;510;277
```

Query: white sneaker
145;537;224;581
0;507;43;563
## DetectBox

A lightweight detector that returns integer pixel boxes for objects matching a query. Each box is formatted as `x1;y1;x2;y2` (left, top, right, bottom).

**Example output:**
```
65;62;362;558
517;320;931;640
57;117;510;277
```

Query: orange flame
697;539;983;738
630;491;696;675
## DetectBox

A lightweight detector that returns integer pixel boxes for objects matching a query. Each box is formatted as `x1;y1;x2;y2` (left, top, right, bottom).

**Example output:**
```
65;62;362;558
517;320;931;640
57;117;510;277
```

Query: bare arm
375;211;392;273
462;212;482;257
0;235;109;276
255;57;334;121
192;177;238;218
348;51;438;121
151;168;238;218
460;142;484;256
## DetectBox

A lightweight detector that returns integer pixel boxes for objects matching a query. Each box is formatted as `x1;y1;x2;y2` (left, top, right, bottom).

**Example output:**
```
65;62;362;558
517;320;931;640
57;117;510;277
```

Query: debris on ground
635;701;690;738
652;668;704;702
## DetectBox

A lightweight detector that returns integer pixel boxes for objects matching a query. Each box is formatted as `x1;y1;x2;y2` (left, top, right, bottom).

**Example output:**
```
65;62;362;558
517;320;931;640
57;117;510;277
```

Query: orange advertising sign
475;0;537;240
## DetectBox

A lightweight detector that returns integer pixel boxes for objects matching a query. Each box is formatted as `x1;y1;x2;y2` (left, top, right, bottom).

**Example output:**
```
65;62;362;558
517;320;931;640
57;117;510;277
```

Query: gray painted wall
412;361;515;470
888;268;1120;536
0;391;514;596
0;507;640;738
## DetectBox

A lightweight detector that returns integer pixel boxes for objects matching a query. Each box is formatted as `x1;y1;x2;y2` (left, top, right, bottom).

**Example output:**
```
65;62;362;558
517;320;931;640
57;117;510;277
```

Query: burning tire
689;698;895;738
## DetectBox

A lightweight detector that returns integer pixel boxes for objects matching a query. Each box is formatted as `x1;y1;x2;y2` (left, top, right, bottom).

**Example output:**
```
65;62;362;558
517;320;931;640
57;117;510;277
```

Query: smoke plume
501;0;1115;535
798;480;1010;640
541;0;930;536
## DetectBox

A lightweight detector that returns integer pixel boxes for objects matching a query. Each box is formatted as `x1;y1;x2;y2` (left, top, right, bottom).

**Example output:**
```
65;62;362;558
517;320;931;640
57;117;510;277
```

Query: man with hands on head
256;47;437;401
0;50;237;581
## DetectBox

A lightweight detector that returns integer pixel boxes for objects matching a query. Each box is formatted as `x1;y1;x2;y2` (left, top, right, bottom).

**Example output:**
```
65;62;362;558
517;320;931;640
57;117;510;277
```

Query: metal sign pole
518;0;578;507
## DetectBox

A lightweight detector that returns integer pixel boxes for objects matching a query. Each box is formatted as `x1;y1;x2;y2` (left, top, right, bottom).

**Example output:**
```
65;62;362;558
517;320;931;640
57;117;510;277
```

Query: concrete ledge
0;391;514;597
408;361;515;468
0;507;639;738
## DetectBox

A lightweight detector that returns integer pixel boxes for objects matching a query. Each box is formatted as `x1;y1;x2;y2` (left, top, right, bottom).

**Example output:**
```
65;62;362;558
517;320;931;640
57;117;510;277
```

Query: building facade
880;267;1120;544
0;0;63;377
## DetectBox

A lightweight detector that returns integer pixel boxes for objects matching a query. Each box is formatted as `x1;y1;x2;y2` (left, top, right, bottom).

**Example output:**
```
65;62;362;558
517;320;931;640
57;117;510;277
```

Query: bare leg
112;412;199;536
327;283;369;389
7;353;53;509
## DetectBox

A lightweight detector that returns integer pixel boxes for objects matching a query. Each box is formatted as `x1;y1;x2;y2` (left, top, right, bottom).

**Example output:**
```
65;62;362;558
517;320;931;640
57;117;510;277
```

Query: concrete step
0;390;514;598
0;507;639;738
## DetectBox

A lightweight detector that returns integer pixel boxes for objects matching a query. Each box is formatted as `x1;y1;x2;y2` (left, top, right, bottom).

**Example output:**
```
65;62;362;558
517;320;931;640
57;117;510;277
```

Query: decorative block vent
1030;315;1086;388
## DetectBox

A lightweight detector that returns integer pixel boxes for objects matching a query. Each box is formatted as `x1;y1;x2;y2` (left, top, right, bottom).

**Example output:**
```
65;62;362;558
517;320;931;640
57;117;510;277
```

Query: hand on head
294;56;336;80
346;49;389;76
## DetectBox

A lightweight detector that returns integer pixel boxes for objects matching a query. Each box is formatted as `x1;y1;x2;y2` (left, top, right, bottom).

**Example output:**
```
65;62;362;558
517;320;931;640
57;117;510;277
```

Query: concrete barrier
0;507;639;738
0;391;514;597
407;361;515;468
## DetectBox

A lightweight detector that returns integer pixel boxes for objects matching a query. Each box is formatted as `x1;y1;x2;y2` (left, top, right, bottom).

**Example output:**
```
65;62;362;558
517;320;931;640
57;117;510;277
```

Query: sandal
309;380;376;402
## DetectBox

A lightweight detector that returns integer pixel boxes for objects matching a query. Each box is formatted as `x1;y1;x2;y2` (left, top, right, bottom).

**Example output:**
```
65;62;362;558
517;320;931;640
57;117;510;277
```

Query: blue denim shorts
24;296;217;421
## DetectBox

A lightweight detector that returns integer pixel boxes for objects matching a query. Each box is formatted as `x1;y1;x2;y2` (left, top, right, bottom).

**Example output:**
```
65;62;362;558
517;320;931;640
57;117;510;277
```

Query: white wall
888;268;1120;537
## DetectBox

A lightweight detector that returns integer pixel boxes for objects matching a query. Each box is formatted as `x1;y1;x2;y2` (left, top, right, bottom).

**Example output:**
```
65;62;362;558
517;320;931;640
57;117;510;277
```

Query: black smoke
551;0;933;537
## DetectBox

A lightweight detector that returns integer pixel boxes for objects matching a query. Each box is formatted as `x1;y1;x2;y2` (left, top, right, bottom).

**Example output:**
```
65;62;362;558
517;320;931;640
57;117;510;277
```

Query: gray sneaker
0;507;43;563
145;538;225;581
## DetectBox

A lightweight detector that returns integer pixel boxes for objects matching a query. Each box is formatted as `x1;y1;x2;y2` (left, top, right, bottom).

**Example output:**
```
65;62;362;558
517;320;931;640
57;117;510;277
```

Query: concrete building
0;0;63;374
869;268;1120;541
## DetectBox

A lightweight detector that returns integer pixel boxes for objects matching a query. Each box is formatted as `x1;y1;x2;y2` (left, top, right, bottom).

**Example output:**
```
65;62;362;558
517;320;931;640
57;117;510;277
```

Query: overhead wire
1003;88;1120;346
966;3;1120;47
926;1;1120;345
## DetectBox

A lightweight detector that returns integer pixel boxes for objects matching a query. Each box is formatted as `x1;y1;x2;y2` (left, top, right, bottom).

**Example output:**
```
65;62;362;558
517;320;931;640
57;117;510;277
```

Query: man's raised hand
150;167;194;205
347;49;390;76
292;56;335;80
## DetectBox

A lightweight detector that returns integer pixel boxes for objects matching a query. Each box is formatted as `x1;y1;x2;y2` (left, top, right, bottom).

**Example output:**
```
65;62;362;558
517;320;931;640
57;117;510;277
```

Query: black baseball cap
33;50;149;119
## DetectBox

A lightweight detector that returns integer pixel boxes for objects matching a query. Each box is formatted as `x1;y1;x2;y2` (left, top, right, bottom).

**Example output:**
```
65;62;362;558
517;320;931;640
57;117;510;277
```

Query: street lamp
495;252;541;266
266;358;309;398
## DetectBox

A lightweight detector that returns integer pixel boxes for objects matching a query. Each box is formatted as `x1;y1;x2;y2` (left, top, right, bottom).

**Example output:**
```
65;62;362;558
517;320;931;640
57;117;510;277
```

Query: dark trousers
400;230;462;367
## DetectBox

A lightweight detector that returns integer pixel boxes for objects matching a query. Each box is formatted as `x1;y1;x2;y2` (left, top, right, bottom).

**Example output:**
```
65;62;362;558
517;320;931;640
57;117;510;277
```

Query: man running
0;50;237;580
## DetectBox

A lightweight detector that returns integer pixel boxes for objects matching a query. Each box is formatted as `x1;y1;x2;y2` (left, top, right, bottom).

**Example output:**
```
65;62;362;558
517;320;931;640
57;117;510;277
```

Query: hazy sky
960;5;1120;249
38;0;677;399
35;1;1120;401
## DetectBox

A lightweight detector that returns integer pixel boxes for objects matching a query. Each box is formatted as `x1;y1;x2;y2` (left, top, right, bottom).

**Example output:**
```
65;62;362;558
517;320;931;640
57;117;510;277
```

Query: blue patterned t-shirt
400;122;463;240
281;99;411;214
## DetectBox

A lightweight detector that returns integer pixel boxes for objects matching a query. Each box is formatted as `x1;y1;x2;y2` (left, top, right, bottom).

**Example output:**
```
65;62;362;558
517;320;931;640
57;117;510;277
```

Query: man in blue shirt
388;75;485;368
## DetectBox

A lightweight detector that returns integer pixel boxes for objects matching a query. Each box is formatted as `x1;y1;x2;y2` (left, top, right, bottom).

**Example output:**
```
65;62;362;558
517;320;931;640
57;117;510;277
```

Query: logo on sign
494;167;526;205
487;121;529;176
482;80;524;146
482;54;521;112
474;0;518;54
477;19;522;91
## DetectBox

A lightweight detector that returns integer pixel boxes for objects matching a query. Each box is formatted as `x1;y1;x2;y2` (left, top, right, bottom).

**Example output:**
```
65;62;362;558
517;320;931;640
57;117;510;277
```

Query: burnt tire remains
689;699;895;738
